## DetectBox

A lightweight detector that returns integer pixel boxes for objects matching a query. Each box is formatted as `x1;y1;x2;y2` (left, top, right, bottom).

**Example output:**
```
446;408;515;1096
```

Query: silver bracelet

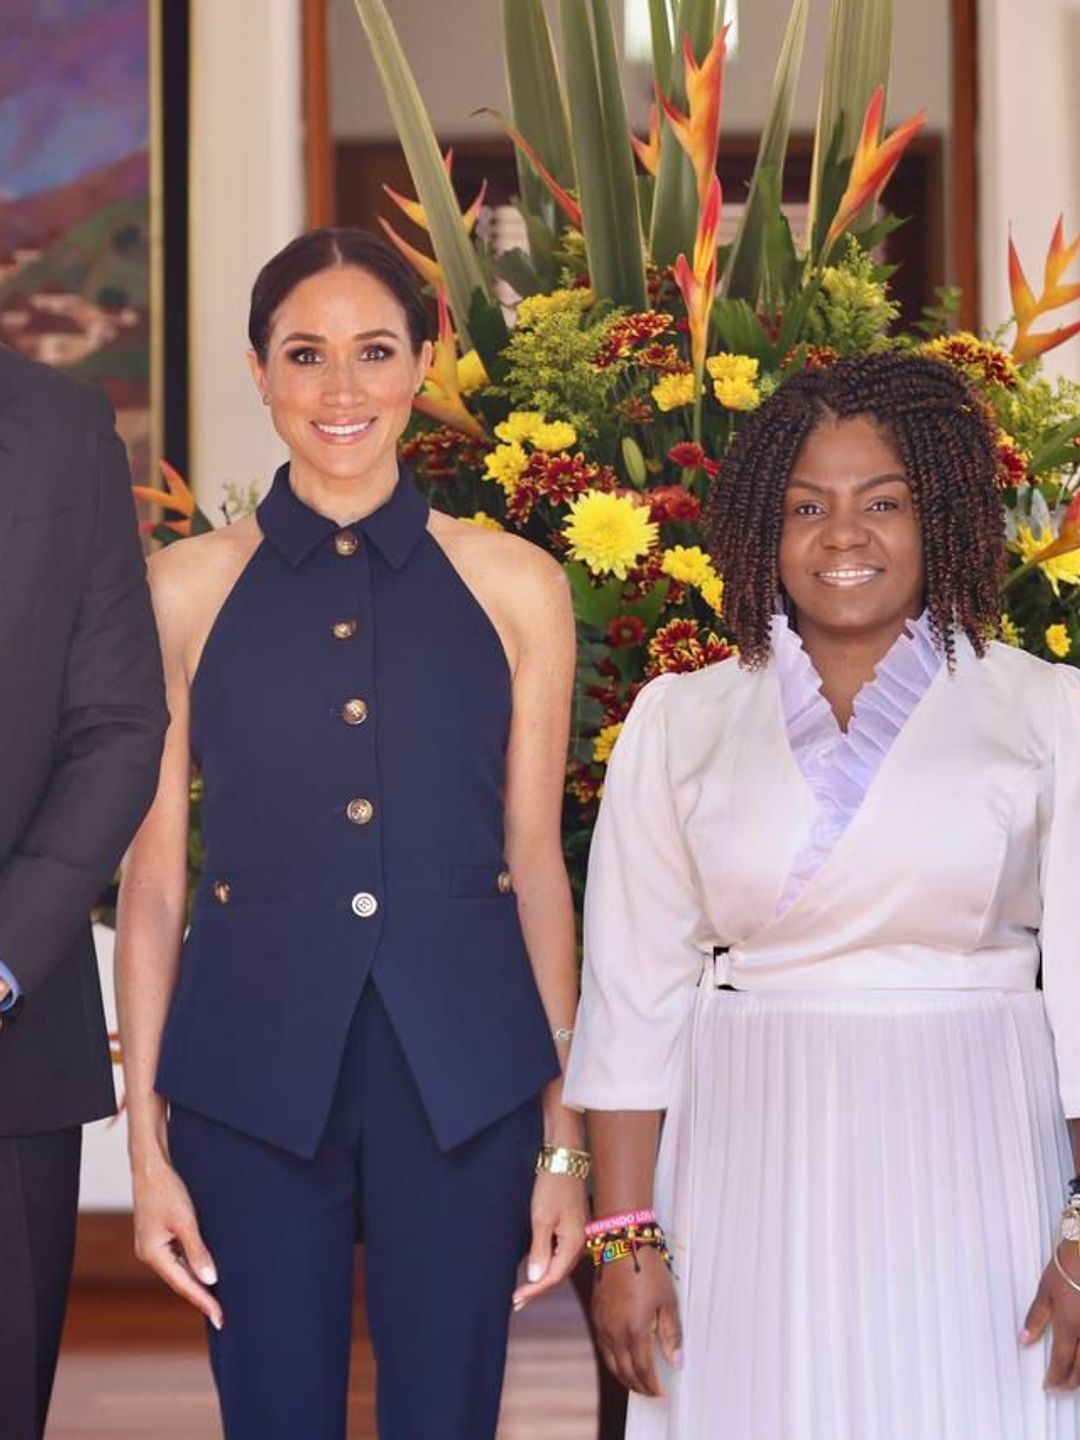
552;1026;574;1044
1053;1244;1080;1296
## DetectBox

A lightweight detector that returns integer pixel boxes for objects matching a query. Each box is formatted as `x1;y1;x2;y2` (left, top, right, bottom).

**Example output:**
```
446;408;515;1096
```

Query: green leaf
806;0;893;252
500;0;575;229
648;0;674;96
566;560;626;629
559;0;647;307
625;579;670;630
775;271;826;355
1030;418;1080;476
350;0;492;343
491;247;543;298
466;290;512;378
723;0;808;306
711;297;773;362
648;0;717;266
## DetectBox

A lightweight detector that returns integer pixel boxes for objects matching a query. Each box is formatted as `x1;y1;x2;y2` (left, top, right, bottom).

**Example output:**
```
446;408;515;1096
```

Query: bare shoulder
429;511;568;603
148;516;262;673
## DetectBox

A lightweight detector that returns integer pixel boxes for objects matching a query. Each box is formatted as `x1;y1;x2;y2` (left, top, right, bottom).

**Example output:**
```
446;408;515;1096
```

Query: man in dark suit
0;345;168;1440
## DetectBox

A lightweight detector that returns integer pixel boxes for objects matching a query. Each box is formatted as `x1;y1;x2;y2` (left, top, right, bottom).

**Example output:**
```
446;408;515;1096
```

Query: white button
351;891;378;919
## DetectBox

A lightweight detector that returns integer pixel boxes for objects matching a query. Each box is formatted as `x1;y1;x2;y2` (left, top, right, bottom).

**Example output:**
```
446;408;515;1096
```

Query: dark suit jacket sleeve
0;391;168;997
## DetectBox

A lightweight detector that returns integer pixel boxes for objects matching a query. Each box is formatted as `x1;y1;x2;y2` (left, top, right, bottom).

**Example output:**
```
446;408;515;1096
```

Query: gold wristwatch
535;1143;591;1180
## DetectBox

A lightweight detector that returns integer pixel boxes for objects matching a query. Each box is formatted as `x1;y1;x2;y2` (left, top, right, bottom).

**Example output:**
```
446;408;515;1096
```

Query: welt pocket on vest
449;863;515;900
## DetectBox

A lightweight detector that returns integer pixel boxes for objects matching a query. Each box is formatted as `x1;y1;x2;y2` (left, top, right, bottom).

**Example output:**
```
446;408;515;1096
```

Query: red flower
649;485;702;524
702;457;720;479
647;618;734;676
505;451;617;526
607;614;646;648
615;396;655;426
668;442;706;468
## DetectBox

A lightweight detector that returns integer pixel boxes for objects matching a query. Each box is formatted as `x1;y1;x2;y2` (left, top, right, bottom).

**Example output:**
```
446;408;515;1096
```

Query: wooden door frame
301;0;333;229
952;0;979;329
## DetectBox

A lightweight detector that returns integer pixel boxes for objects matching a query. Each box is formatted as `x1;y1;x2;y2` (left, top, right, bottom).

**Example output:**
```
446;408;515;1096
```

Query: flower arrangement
342;0;1080;899
143;0;1080;907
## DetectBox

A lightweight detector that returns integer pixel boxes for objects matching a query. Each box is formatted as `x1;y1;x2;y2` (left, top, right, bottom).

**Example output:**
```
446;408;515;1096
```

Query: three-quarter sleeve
1040;664;1080;1117
563;675;706;1111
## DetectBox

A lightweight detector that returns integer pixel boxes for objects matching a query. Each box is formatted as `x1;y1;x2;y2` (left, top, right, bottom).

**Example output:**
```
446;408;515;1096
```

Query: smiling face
247;263;431;495
778;413;925;644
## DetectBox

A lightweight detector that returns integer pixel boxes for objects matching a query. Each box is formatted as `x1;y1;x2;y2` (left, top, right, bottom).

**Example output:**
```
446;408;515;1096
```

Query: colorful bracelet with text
586;1220;673;1274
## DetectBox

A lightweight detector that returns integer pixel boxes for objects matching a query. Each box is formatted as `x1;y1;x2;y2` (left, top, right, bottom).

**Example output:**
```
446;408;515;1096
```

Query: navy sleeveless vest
157;464;559;1157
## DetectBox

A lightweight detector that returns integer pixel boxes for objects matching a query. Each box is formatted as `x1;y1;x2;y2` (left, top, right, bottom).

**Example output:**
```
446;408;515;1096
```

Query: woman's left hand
1022;1244;1080;1388
511;1171;587;1311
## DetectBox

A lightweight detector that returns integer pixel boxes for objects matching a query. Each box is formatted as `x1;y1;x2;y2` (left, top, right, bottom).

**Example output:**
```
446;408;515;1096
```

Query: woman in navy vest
115;229;587;1439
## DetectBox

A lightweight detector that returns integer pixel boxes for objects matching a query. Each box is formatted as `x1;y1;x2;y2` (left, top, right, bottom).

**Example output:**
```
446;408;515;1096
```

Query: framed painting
0;0;188;488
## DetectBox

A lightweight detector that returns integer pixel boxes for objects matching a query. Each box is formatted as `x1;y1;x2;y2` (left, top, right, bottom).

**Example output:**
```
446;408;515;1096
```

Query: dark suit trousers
0;1129;81;1440
168;984;542;1440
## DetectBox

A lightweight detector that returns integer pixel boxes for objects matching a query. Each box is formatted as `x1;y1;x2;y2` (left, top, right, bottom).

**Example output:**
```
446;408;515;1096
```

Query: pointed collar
256;461;430;570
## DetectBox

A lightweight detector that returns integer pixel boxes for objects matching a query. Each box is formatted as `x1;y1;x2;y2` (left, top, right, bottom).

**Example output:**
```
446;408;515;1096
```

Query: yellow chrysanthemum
712;375;760;410
530;420;578;453
593;723;623;765
706;353;760;385
700;574;724;613
465;511;504;531
661;545;717;588
456;349;489;395
563;490;658;580
515;288;590;327
1046;623;1072;658
495;412;545;445
999;613;1023;648
484;441;529;495
1012;524;1080;596
651;372;697;411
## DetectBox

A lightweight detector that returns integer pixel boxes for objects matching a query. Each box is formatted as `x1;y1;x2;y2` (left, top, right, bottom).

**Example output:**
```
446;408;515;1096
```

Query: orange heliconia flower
673;174;722;377
132;459;196;537
825;86;926;250
482;110;583;229
631;100;662;178
659;30;728;207
379;150;487;288
1009;216;1080;362
412;288;487;442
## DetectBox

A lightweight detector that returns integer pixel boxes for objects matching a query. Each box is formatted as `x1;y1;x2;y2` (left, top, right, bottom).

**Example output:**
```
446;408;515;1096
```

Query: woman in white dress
564;352;1080;1439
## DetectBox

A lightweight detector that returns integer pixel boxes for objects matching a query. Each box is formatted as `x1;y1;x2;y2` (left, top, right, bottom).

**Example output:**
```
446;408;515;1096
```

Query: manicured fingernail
211;1314;223;1332
672;1349;684;1370
200;1265;218;1285
526;1261;544;1282
513;1299;525;1313
1020;1329;1031;1344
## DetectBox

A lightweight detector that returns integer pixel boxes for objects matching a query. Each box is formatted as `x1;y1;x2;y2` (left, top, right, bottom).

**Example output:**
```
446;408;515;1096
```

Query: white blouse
563;635;1080;1117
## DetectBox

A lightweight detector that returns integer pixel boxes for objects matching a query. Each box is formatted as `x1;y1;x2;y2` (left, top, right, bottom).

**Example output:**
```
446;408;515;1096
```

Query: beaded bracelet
585;1209;656;1239
586;1221;673;1274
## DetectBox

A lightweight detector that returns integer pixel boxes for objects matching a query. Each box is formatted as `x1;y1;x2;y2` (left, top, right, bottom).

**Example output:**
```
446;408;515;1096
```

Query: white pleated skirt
629;986;1080;1440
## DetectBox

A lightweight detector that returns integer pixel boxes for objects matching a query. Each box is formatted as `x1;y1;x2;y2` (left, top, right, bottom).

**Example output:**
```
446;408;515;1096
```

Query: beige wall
330;0;952;139
188;0;305;512
978;0;1080;382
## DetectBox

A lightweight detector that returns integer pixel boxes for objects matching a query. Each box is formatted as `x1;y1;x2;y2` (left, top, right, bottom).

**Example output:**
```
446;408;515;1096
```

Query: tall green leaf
723;0;808;305
559;0;647;307
806;0;893;249
648;0;717;266
647;0;674;97
500;0;575;229
351;0;492;342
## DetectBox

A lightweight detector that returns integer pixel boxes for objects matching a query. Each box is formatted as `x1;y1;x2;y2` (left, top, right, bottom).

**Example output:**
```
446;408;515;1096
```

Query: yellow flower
651;372;698;411
706;353;760;384
593;723;623;765
563;490;658;579
1046;623;1072;658
456;349;489;395
495;411;545;445
712;375;760;410
1012;523;1080;596
515;288;591;327
661;545;717;588
999;613;1023;648
465;511;504;531
530;420;578;453
484;442;529;495
700;573;724;613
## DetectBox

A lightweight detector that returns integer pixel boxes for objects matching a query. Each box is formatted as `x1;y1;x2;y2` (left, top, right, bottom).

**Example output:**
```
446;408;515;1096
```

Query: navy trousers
169;984;541;1440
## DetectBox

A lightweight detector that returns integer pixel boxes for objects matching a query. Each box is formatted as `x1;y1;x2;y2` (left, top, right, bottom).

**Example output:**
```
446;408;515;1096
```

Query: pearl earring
261;394;270;406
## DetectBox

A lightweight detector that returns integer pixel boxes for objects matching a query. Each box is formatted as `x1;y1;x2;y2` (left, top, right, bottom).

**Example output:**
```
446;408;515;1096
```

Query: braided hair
704;351;1006;669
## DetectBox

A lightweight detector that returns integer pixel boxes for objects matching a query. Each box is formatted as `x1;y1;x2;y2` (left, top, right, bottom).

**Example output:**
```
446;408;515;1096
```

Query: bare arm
496;545;587;1305
114;543;224;1328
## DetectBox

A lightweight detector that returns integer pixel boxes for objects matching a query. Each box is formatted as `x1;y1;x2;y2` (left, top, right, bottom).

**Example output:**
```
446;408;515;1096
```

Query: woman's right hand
591;1249;682;1397
133;1154;223;1330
